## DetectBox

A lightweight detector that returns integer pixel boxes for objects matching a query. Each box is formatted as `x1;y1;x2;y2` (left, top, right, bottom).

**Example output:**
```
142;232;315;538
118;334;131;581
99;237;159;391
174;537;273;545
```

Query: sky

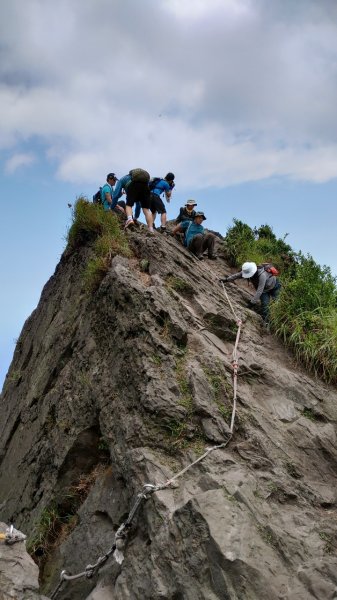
1;0;337;388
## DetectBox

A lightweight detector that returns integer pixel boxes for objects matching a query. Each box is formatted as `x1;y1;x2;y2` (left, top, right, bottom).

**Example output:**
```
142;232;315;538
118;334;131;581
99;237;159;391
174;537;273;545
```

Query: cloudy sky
1;0;337;387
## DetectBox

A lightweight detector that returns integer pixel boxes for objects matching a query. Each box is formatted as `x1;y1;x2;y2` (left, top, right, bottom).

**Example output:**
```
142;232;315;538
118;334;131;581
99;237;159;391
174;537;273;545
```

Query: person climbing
175;200;197;223
219;262;281;324
172;211;216;260
112;170;154;231
100;173;118;211
150;172;175;232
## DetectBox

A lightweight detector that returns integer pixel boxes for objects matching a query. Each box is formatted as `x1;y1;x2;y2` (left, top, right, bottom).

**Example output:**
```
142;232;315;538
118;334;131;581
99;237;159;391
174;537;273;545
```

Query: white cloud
0;0;337;188
4;152;36;174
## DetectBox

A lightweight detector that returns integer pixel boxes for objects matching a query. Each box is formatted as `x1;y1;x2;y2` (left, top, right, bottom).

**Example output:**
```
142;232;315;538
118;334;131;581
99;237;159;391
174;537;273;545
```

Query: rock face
0;522;48;599
1;227;337;600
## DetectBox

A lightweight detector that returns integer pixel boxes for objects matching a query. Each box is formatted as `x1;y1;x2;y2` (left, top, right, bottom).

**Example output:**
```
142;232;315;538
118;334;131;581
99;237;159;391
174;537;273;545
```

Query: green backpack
129;168;150;183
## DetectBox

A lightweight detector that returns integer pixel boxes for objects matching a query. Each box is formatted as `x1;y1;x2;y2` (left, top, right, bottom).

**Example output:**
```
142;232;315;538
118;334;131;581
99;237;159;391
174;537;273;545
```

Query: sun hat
186;199;197;207
241;262;257;278
194;211;206;220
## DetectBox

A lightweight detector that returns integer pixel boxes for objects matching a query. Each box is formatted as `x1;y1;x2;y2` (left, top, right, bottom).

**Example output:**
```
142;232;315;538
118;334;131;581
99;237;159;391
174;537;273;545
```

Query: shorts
150;193;166;215
126;181;151;209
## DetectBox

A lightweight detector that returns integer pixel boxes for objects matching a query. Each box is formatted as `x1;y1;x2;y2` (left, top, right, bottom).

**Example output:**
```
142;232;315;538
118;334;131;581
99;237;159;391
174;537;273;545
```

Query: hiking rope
50;281;243;599
220;281;242;433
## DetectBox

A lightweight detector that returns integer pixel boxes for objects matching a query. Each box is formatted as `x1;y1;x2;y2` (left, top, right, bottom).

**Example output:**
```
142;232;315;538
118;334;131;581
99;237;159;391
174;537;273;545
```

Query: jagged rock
1;227;337;599
0;522;49;600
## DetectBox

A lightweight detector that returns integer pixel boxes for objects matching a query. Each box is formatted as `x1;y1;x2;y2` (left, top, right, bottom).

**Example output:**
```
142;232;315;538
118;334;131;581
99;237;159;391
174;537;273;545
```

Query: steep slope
1;227;337;600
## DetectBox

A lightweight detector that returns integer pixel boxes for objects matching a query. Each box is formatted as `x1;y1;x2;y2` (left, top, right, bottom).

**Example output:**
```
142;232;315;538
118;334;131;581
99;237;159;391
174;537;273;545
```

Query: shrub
67;198;131;291
223;219;294;274
270;255;337;383
223;219;337;384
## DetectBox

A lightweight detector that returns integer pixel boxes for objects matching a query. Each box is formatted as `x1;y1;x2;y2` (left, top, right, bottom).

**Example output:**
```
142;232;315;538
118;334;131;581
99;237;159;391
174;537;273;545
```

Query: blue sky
1;0;337;388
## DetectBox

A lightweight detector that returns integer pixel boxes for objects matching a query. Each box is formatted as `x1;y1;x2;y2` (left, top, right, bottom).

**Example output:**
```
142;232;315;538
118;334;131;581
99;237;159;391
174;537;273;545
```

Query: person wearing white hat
175;199;198;224
219;262;281;323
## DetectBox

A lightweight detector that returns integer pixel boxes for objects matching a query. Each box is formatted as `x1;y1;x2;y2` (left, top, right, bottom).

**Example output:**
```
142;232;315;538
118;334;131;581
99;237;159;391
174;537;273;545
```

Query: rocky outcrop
0;522;48;599
0;227;337;600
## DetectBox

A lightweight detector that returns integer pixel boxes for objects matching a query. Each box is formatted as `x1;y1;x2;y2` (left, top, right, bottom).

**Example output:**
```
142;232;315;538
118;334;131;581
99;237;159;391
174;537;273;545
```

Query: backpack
260;263;279;276
129;168;150;183
149;177;162;191
93;188;102;204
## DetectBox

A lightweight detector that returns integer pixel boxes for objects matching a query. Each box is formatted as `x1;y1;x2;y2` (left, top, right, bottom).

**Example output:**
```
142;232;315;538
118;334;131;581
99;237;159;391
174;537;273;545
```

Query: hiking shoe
159;226;167;233
124;219;135;230
197;255;204;261
208;254;217;260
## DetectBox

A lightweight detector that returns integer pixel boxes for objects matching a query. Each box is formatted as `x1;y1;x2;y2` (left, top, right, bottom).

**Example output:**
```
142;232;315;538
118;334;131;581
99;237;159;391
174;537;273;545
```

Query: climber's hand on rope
218;277;229;284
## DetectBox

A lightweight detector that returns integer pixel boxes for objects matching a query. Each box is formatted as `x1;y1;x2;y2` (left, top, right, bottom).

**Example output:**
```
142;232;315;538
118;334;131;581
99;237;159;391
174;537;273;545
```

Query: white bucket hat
242;262;257;278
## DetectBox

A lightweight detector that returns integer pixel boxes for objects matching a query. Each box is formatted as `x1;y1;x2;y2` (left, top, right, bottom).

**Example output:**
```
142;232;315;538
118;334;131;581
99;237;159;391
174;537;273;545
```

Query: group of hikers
95;168;281;325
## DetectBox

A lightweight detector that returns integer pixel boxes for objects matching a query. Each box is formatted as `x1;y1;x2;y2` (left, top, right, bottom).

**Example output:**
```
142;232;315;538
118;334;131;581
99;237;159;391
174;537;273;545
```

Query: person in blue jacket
172;212;216;260
150;172;175;232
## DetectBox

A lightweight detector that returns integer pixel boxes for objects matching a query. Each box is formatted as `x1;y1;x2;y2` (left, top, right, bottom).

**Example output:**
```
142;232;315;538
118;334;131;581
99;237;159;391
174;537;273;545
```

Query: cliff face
1;227;337;600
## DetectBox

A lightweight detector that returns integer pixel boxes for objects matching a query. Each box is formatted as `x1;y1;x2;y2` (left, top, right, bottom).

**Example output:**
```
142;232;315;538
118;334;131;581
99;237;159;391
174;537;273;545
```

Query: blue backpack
93;188;102;204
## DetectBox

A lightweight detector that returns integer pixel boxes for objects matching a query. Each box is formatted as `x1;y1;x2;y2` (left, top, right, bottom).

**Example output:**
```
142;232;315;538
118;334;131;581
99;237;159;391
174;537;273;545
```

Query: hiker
172;212;216;260
175;200;197;223
113;169;154;230
150;172;175;232
100;173;118;211
219;262;281;323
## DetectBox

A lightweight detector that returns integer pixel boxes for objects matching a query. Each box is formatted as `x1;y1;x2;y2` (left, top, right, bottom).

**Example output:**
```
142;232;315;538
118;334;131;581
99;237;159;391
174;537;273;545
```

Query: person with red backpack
219;262;281;323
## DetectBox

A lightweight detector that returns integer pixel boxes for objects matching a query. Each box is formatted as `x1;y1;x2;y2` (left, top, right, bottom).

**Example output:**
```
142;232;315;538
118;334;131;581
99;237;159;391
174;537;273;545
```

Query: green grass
166;276;195;297
27;464;109;569
175;356;193;411
203;364;232;422
223;219;337;384
67;198;131;291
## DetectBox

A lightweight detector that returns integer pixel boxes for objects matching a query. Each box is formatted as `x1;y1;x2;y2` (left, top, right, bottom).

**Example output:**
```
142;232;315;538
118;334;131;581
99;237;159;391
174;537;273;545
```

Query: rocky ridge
0;225;337;600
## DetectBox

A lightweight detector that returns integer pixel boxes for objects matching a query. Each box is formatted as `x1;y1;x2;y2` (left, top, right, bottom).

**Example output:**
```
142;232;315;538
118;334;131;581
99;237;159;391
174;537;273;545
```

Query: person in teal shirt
100;173;118;211
172;212;216;260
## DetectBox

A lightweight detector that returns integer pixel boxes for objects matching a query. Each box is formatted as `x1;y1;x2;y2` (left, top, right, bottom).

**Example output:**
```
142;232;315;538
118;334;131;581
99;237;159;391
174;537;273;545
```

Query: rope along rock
51;283;242;599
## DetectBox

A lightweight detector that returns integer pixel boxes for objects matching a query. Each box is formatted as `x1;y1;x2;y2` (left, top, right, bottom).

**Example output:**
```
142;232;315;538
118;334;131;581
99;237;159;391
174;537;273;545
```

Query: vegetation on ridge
223;219;337;384
67;198;131;291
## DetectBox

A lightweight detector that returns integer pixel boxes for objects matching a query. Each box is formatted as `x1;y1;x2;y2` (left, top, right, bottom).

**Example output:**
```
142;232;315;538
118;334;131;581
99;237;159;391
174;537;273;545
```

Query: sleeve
226;271;243;282
251;271;268;303
180;220;189;232
162;181;171;199
112;178;124;201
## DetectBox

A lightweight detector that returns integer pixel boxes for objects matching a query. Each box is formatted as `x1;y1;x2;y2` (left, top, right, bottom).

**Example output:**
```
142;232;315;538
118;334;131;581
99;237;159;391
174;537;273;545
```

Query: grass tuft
67;198;131;291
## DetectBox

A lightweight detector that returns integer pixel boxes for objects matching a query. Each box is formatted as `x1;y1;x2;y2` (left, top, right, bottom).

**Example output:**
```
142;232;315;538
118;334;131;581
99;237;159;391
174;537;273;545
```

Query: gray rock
1;227;337;600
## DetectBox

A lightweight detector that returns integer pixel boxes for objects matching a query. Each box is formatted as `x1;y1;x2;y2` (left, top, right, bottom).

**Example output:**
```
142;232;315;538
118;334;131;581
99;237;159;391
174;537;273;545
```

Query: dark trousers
260;282;281;322
188;233;215;258
126;182;151;209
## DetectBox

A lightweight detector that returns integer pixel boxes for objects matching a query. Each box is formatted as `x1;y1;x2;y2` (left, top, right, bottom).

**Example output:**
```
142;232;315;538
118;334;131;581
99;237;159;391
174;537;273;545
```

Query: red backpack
260;263;279;276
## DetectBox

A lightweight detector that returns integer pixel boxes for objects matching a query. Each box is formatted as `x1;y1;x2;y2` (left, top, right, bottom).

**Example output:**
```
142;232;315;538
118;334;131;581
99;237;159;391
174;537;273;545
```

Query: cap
165;172;175;181
194;211;206;220
241;262;257;278
107;172;118;181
